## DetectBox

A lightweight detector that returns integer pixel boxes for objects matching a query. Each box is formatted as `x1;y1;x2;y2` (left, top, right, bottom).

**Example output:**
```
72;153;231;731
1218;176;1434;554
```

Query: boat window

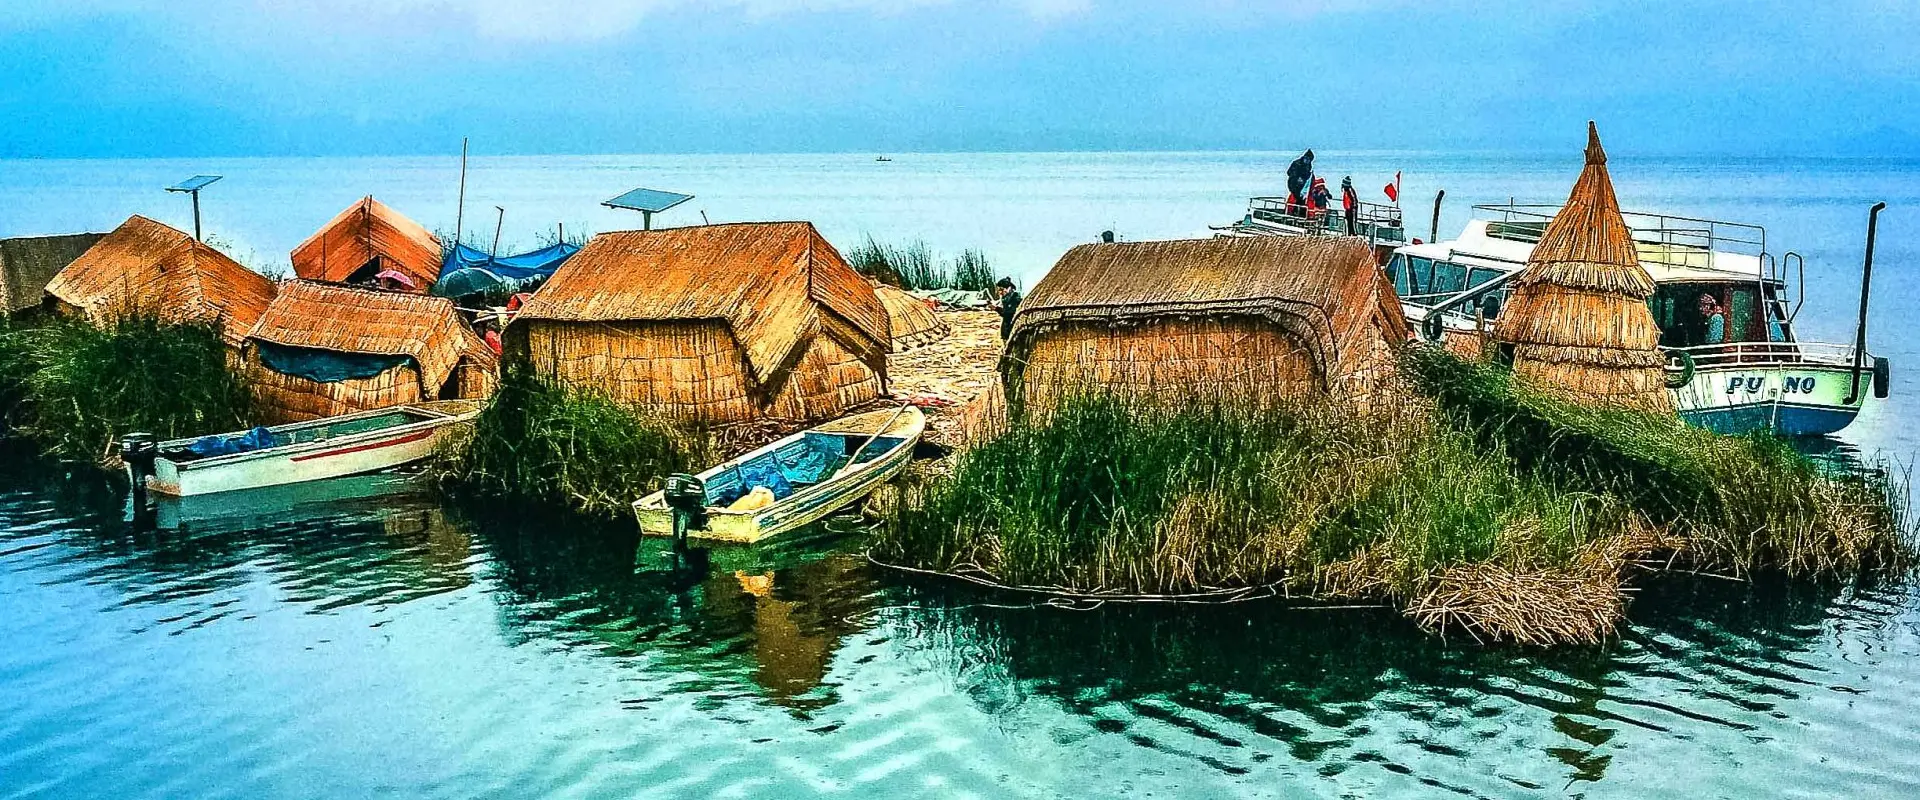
1728;285;1759;343
1466;267;1503;289
1430;261;1469;295
1386;254;1408;296
1405;256;1435;298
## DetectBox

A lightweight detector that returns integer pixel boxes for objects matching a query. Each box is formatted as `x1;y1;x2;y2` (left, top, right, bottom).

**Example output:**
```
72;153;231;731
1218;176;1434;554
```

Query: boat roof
1399;219;1771;284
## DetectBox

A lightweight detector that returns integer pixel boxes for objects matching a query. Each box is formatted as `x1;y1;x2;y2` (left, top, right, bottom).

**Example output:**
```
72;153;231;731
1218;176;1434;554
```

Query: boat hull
1671;362;1868;437
635;406;925;544
149;402;478;497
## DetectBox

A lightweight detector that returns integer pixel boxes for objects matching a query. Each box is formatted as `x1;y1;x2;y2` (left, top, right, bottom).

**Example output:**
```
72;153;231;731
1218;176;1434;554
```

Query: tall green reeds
433;368;712;519
844;235;995;291
878;349;1915;644
0;314;253;463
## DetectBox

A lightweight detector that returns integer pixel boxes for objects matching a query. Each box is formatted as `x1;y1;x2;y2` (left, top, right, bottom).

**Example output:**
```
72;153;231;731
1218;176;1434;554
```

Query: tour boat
634;405;925;544
129;400;481;497
1386;204;1890;436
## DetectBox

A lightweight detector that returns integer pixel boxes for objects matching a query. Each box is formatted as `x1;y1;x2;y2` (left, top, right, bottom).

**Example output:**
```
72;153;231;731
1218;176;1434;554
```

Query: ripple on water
5;465;1920;798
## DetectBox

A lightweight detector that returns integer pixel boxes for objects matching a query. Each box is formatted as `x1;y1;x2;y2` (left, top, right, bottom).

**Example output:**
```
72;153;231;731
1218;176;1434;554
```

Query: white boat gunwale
157;401;474;474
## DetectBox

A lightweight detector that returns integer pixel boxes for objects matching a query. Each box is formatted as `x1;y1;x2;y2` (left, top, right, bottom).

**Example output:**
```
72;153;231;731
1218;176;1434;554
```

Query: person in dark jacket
1285;149;1315;216
1340;176;1360;235
991;277;1021;341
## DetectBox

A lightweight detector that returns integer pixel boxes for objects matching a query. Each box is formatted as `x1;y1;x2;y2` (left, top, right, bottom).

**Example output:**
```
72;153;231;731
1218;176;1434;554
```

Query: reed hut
2;232;103;316
874;283;950;351
1002;236;1408;414
291;197;443;292
509;222;890;424
43;216;275;345
1492;122;1672;413
244;281;497;423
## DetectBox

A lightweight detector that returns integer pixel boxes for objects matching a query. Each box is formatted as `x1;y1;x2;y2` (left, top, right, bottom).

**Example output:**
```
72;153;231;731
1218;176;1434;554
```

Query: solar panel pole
165;176;222;242
190;190;203;241
643;210;653;231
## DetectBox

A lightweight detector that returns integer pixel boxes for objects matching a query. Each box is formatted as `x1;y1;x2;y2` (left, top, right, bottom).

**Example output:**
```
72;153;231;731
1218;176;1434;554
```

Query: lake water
2;152;1919;798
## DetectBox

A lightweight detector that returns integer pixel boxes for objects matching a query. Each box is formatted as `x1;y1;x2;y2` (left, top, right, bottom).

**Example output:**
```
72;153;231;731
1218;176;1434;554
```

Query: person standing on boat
1307;177;1333;219
1340;176;1360;235
1699;293;1727;345
1285;150;1315;216
991;277;1022;341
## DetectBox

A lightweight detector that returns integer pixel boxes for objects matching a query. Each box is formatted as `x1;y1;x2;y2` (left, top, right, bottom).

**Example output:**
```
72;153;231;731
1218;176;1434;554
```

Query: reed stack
1492;122;1672;413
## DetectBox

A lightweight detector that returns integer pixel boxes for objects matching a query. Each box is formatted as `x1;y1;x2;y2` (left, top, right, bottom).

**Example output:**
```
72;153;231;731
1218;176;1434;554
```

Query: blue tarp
186;426;276;458
438;242;579;283
256;341;411;384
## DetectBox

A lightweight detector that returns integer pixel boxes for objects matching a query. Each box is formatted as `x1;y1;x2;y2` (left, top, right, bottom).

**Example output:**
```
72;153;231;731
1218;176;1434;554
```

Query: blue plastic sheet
438;242;579;283
256;341;411;383
186;426;276;458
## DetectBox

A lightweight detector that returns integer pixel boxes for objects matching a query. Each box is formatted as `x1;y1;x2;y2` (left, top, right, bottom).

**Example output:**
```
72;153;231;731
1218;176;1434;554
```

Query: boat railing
1247;197;1409;244
1472;202;1768;271
1663;340;1858;369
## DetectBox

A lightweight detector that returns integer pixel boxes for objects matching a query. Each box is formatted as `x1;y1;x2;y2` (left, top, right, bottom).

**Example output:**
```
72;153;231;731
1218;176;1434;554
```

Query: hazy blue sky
3;0;1917;157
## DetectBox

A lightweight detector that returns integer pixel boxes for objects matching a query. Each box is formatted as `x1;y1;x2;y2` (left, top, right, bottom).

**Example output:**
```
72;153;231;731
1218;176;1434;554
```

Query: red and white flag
1383;171;1402;203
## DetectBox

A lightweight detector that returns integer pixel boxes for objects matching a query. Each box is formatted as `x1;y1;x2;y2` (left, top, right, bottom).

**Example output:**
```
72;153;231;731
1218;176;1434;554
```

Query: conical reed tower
1492;122;1673;413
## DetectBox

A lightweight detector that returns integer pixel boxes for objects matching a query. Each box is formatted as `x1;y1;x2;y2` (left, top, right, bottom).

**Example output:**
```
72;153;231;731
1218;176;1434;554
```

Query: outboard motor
119;432;157;523
661;472;710;574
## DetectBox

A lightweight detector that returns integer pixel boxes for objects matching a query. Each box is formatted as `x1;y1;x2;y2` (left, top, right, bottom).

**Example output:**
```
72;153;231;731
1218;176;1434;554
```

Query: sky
2;0;1918;158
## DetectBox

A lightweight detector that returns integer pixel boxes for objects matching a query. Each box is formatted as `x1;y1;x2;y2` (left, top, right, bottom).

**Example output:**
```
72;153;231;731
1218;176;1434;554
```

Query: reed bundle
1492;122;1671;413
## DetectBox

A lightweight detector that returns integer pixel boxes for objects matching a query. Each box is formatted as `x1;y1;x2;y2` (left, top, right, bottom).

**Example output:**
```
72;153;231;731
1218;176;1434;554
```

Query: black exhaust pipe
1845;202;1885;405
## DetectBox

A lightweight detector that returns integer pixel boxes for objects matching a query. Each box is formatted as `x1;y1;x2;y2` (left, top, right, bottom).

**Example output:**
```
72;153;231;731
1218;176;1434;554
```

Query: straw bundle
245;280;495;422
1493;122;1672;413
43;216;275;345
1003;236;1407;415
511;222;888;424
874;283;949;351
290;197;443;291
1;233;102;315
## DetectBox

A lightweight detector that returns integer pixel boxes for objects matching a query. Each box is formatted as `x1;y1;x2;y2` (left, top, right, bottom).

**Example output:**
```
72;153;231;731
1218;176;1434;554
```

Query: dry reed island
0;124;1910;646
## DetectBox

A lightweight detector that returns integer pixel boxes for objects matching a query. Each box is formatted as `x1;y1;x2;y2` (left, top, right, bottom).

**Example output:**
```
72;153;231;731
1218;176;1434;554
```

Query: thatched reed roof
44;215;276;344
2;232;103;315
874;283;949;351
1493;122;1671;413
1008;235;1408;371
291;197;442;290
515;222;890;384
247;280;492;391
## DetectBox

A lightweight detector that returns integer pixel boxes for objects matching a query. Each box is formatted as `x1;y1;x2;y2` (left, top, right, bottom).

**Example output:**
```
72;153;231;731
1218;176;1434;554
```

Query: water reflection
466;508;880;712
888;573;1864;793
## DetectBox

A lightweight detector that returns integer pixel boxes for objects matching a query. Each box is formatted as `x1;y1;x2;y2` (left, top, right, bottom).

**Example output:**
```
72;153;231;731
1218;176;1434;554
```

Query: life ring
1664;350;1696;388
1421;313;1445;342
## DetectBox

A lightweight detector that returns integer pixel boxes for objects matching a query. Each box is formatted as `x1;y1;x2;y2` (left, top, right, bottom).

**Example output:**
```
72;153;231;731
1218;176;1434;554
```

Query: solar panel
602;188;693;214
167;175;223;193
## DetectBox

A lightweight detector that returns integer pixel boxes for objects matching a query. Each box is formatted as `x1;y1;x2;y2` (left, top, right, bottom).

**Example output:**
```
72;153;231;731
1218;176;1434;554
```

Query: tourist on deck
1307;177;1333;218
1340;176;1360;235
991;277;1022;341
1699;293;1727;345
1285;149;1315;216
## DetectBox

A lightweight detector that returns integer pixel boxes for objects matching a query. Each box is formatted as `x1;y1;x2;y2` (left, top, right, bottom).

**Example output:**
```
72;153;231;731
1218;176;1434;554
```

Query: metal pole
455;138;469;247
1430;189;1445;243
1845;202;1886;404
190;191;203;241
491;206;505;258
556;222;563;245
643;210;653;231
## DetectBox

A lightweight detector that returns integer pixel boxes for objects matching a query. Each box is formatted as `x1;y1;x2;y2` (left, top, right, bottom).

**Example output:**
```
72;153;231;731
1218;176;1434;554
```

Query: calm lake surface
3;152;1919;798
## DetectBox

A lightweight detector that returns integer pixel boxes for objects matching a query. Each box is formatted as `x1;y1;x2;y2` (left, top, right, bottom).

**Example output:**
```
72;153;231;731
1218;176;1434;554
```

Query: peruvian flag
1383;171;1402;204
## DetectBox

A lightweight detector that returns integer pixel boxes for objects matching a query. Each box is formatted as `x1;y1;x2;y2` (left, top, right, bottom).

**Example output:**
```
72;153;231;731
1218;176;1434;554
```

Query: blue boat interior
703;433;905;507
164;410;430;461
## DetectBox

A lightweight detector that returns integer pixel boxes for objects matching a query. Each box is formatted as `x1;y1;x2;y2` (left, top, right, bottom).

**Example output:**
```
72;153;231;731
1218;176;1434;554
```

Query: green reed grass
845;235;995;291
433;367;712;519
1;314;253;463
878;349;1914;643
